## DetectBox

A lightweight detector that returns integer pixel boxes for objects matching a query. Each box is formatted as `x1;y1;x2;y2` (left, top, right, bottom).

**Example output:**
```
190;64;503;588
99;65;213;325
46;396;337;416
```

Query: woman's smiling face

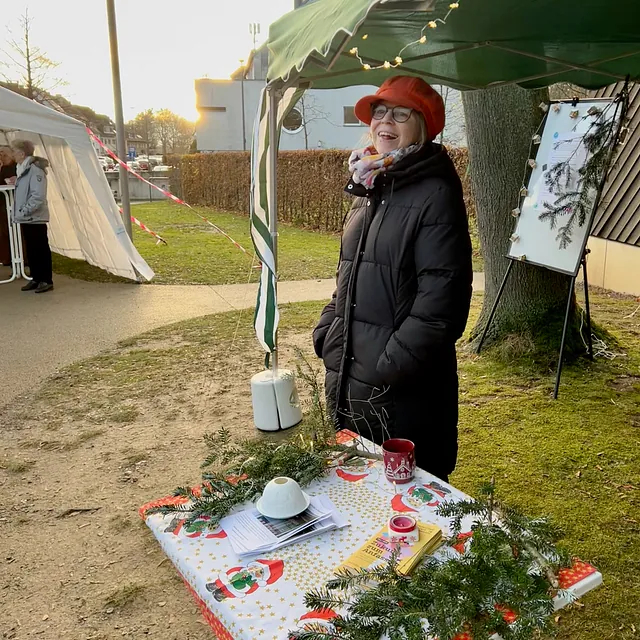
370;101;423;153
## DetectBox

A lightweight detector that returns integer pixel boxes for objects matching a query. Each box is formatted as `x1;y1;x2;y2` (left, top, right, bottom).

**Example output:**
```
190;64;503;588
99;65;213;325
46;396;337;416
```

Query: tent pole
487;43;629;83
267;84;279;375
486;50;640;89
106;0;133;240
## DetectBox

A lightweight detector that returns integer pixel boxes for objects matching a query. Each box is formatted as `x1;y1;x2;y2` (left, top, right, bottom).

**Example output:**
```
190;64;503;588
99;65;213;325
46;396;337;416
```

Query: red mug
382;438;416;484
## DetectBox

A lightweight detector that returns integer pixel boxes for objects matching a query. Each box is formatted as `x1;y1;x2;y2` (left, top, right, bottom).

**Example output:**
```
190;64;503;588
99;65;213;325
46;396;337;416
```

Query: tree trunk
462;84;584;361
301;99;309;150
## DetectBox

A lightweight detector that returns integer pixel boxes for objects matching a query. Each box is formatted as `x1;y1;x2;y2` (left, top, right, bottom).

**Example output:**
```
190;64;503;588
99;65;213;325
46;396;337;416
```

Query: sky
0;0;294;122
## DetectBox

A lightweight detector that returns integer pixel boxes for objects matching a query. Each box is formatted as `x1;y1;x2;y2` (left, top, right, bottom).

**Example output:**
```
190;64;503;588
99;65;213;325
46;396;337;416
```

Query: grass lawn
51;200;482;284
2;289;637;638
52;201;341;285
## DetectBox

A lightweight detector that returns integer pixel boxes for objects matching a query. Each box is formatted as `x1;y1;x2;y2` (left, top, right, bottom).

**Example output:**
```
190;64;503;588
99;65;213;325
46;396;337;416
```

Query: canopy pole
106;0;133;240
487;43;630;83
486;49;640;89
267;84;279;374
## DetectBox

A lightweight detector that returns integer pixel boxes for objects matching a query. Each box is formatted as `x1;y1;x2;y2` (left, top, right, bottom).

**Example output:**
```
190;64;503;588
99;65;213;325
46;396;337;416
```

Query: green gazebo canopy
267;0;640;90
251;0;640;363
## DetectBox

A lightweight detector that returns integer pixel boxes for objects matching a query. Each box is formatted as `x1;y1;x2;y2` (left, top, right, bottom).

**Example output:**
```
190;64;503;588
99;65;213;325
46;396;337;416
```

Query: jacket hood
31;156;50;171
346;142;459;197
24;156;50;172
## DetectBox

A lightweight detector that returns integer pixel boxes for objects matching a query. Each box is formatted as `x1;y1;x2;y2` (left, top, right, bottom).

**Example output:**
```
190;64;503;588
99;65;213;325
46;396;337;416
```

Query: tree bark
462;84;583;360
301;98;309;150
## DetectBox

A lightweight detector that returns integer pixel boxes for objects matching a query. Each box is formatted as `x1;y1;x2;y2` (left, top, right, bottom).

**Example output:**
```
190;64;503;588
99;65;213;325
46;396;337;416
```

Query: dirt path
0;275;335;410
0;304;321;640
0;273;486;410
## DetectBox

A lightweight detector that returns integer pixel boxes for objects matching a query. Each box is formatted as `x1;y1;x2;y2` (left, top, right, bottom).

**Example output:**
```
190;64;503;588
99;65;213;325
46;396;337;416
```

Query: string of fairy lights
348;1;461;71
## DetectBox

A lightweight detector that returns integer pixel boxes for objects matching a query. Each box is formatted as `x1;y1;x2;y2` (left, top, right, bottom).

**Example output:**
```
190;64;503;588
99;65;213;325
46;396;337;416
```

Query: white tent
0;86;153;281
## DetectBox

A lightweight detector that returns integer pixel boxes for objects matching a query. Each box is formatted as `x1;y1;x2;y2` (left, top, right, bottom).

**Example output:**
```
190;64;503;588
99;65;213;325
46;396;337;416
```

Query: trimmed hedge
169;148;473;234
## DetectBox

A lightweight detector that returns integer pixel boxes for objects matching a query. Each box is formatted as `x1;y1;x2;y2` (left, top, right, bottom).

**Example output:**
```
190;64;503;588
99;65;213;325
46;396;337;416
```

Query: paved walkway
0;271;484;409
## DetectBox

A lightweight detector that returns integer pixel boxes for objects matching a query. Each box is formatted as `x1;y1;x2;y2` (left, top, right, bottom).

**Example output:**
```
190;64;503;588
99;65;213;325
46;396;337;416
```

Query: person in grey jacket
10;139;53;293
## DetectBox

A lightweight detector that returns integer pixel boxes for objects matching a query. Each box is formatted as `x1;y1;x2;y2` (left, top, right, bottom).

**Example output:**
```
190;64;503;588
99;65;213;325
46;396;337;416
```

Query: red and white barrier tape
129;212;167;245
88;128;250;255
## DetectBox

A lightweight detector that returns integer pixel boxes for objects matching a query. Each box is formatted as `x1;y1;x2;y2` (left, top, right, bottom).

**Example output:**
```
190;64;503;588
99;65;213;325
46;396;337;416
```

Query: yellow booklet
338;521;442;576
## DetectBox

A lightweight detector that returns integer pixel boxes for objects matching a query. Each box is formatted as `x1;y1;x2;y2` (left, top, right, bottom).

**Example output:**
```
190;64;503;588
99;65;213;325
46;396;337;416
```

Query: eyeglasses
371;104;413;123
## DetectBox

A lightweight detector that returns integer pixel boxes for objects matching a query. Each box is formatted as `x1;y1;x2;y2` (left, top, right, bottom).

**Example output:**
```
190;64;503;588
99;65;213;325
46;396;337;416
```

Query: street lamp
106;0;133;240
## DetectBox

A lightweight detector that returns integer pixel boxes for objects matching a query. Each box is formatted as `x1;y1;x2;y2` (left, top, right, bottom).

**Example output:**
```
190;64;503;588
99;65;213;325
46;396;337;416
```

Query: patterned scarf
348;144;421;189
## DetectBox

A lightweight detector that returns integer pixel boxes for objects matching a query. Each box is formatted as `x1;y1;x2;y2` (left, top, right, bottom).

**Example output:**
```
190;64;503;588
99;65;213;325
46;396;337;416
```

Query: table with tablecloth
140;431;601;640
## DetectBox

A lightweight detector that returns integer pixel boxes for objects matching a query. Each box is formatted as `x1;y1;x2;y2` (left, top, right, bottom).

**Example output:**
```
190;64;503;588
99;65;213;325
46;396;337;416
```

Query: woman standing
10;139;53;293
313;77;472;482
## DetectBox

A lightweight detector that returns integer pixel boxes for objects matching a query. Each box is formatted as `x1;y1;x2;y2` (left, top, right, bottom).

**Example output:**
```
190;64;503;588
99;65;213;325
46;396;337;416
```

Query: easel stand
477;86;629;399
475;254;593;400
0;186;30;285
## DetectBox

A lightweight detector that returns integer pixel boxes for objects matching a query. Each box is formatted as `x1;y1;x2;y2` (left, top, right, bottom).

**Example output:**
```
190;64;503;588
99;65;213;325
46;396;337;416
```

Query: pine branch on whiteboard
539;103;620;250
539;188;591;250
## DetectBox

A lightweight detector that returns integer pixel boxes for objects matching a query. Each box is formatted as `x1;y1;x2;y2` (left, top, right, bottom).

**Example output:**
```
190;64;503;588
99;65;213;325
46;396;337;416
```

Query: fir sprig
147;430;330;526
290;484;573;640
146;351;378;526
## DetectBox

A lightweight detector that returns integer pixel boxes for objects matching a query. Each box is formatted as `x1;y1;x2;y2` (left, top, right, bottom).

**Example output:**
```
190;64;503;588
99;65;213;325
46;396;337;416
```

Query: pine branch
538;105;619;248
289;628;343;640
147;351;356;527
332;444;383;462
293;484;573;639
304;588;354;611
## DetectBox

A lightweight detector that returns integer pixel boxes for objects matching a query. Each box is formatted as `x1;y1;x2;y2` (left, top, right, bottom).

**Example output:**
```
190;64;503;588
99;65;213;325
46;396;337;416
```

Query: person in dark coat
0;145;17;266
313;76;473;482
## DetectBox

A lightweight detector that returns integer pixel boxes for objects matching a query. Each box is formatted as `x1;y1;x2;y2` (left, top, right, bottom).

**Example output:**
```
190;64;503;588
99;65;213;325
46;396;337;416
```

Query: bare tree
155;109;195;155
128;109;158;154
0;9;65;99
436;85;466;147
299;94;332;150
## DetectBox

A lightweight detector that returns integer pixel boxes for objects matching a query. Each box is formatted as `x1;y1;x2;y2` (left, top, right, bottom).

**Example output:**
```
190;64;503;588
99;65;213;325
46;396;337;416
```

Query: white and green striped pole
267;84;280;371
250;83;304;362
250;83;305;431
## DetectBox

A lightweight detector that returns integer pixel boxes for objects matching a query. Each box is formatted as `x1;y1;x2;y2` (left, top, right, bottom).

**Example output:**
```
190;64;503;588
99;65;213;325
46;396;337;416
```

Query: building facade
196;79;379;152
195;59;466;152
581;82;640;296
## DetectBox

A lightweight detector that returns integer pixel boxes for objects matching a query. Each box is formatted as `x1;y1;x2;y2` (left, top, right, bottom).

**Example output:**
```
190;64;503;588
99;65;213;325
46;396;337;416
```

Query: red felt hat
354;76;445;140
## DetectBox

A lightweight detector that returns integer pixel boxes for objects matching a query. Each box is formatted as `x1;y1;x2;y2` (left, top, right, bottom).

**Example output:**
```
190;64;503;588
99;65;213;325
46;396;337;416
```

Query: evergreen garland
539;99;624;249
146;351;378;526
290;483;575;640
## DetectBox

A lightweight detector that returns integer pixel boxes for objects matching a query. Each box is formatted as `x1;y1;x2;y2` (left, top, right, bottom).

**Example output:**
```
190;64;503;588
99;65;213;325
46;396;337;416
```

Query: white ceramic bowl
256;477;310;519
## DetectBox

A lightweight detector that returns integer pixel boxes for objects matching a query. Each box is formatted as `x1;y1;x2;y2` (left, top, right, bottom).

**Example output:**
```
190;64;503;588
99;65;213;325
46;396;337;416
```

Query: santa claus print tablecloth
140;431;602;639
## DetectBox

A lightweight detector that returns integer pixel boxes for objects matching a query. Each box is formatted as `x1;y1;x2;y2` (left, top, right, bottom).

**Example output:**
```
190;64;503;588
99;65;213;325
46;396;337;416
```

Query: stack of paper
220;495;349;558
338;521;443;576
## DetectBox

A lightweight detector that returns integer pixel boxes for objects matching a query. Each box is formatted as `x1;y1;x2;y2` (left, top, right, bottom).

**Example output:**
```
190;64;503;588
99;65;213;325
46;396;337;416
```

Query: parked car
97;156;115;171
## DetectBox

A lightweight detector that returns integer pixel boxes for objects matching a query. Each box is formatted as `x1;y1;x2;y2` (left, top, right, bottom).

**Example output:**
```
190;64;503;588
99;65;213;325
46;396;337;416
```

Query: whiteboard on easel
507;99;618;276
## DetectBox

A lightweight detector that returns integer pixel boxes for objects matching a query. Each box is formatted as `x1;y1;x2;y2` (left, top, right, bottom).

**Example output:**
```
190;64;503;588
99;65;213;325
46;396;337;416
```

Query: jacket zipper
333;193;379;420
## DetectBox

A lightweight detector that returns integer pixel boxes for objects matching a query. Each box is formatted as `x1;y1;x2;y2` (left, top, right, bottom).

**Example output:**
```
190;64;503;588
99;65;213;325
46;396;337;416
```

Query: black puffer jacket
313;143;472;479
